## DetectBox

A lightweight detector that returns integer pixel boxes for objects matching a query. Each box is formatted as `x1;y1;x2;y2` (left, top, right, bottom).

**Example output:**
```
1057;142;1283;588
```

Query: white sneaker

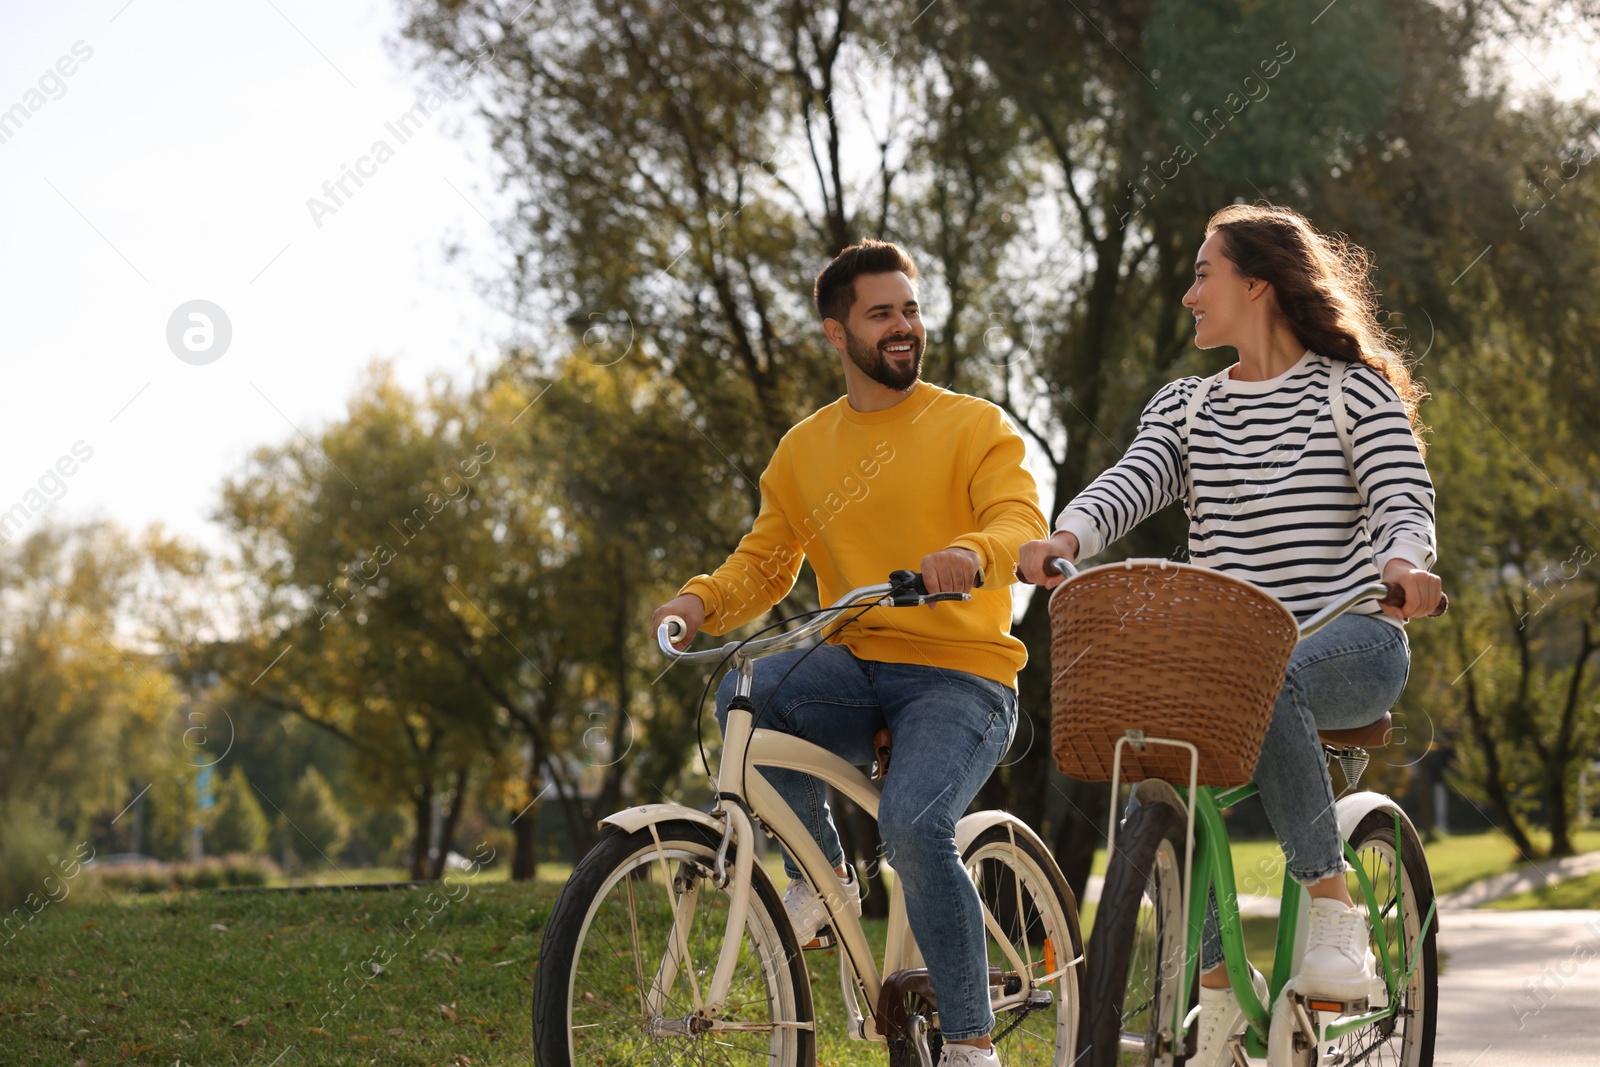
782;865;861;947
1192;967;1268;1067
939;1041;1001;1066
1295;898;1377;1001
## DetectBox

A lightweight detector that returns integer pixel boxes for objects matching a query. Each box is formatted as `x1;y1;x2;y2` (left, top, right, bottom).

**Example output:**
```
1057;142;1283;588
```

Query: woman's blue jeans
714;643;1017;1041
1196;614;1410;970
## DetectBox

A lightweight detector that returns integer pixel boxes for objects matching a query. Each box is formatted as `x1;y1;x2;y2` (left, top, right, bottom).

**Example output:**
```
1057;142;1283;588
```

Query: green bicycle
1041;558;1442;1067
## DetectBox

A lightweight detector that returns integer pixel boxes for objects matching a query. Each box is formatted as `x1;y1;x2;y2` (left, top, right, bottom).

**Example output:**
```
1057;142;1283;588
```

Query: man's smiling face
837;271;924;391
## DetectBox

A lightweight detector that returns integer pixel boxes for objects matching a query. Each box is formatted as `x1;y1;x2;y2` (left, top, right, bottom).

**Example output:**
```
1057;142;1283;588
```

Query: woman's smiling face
1182;231;1258;350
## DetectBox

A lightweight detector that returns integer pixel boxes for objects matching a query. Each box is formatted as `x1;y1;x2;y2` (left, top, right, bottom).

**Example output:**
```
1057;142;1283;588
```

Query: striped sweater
1055;350;1436;625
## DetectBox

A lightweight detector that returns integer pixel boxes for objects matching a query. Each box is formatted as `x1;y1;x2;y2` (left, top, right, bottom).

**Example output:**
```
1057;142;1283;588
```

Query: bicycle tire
531;819;813;1066
1082;799;1190;1067
1332;807;1437;1066
963;824;1087;1067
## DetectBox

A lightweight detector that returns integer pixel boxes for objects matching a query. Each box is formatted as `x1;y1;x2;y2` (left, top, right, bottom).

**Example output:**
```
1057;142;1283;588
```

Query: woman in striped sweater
1018;204;1442;1066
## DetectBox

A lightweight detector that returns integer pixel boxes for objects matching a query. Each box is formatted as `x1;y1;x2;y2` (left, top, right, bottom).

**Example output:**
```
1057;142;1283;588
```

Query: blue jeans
1196;614;1410;970
714;643;1018;1041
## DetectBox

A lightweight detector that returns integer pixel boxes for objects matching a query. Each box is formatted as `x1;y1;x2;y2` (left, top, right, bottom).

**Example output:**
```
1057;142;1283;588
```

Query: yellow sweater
679;382;1047;688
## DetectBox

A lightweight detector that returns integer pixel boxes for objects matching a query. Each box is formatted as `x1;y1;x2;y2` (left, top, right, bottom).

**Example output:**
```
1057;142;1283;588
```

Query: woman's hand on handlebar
919;546;983;607
651;593;706;650
1380;559;1443;620
1017;531;1081;589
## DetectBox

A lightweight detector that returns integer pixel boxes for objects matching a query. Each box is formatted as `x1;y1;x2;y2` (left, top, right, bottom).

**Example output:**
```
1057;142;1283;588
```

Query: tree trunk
430;765;470;879
511;762;541;882
1454;631;1538;859
512;808;539;881
409;787;432;881
1052;778;1109;904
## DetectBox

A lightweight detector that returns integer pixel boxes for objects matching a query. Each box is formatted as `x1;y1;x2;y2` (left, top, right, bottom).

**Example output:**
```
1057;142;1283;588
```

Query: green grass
1424;828;1600;897
5;827;1585;1064
1084;828;1600;902
1;874;562;1065
1485;869;1600;911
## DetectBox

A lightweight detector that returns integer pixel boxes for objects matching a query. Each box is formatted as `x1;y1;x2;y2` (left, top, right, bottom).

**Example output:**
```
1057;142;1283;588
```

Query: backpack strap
1328;359;1367;507
1181;370;1229;514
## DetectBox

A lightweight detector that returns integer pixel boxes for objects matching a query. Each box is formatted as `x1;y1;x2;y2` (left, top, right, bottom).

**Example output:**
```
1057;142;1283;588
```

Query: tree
215;363;504;878
277;767;353;868
208;766;271;856
0;522;186;841
398;0;1600;891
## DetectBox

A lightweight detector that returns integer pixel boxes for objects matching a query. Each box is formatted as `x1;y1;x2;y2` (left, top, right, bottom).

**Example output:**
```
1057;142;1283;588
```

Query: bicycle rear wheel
1082;799;1189;1067
963;824;1086;1066
1333;807;1437;1066
531;819;813;1066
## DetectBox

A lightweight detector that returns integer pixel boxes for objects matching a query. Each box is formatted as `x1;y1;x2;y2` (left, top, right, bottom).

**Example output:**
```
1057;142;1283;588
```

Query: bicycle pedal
802;927;837;950
1297;993;1369;1016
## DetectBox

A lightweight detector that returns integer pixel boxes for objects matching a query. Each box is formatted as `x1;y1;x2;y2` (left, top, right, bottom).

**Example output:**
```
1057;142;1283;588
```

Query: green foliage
277;768;352;867
208;767;271;856
89;855;280;894
1145;0;1403;188
0;806;73;912
0;523;187;837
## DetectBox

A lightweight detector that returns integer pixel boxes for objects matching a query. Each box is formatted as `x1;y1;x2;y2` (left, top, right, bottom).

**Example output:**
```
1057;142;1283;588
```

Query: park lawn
0;876;563;1066
4;826;1576;1065
1085;828;1600;901
1425;828;1600;896
1484;870;1600;911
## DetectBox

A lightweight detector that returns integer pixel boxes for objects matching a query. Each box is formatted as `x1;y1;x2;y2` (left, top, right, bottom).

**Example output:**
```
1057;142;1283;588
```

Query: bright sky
0;0;512;554
0;2;1593;559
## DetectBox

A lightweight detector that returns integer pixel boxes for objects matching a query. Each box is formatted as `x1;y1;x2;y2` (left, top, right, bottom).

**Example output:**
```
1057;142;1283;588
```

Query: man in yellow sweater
650;240;1046;1066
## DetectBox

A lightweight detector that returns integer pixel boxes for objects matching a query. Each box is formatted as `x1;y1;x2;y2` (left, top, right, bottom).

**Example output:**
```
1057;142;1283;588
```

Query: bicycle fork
640;802;760;1030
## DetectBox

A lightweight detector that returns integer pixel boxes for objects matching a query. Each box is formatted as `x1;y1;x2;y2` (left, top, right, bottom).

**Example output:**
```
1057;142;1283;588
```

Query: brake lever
888;569;980;607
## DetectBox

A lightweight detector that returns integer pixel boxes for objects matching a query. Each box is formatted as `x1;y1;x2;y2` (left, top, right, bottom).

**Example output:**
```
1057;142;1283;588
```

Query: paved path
1435;909;1600;1066
1439;850;1600;909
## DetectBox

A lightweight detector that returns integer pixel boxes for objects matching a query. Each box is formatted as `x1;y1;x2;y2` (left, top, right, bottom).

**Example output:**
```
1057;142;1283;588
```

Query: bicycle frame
1081;575;1439;1060
1152;782;1439;1059
642;581;1074;1040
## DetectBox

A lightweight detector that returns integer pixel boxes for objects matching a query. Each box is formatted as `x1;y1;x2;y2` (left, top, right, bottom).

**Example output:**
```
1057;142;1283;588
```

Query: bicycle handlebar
656;568;978;664
1014;558;1447;634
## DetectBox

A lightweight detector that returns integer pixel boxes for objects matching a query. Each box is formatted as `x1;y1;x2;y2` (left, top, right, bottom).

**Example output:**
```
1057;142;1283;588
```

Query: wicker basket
1048;559;1299;788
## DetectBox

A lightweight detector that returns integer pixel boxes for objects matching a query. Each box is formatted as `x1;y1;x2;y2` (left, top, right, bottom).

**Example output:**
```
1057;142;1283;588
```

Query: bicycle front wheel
531;819;814;1067
1334;807;1437;1066
1082;799;1189;1067
963;824;1086;1066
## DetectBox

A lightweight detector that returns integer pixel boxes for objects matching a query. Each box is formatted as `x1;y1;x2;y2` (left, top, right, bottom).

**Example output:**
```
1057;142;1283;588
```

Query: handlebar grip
660;615;688;641
1380;582;1448;617
888;568;985;605
1012;556;1078;586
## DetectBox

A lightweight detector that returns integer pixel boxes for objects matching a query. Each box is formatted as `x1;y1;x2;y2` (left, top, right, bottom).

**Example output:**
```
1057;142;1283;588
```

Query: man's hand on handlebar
1379;560;1444;620
919;546;983;608
1017;531;1081;589
651;593;706;650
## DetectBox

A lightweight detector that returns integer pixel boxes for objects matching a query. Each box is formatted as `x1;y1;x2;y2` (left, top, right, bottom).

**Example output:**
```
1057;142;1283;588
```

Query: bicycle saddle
1318;712;1392;750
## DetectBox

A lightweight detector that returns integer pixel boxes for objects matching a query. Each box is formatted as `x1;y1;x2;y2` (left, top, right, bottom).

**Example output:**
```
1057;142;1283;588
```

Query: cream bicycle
531;570;1086;1066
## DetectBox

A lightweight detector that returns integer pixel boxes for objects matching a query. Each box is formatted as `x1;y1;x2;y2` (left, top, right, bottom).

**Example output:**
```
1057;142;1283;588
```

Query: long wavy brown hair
1206;203;1427;449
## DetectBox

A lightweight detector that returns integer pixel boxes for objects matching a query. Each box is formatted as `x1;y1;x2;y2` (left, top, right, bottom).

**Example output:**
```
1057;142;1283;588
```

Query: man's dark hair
813;240;919;323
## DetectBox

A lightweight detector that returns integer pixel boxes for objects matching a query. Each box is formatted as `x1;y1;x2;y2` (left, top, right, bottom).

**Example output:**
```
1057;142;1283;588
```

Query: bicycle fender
1278;792;1422;992
600;802;723;837
954;810;1052;858
1334;792;1417;842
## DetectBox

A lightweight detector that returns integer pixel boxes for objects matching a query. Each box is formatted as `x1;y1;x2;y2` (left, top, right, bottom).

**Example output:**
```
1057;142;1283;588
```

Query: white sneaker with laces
782;865;861;947
938;1041;1001;1066
1295;897;1377;1001
1192;967;1268;1067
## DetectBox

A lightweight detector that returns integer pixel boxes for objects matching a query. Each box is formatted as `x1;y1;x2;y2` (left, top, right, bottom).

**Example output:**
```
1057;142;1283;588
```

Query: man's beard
844;326;923;391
